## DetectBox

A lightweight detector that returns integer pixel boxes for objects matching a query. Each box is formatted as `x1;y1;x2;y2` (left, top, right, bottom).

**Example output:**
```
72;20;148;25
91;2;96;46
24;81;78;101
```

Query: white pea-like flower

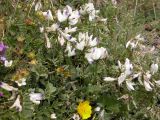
4;60;13;67
46;23;59;32
15;78;26;86
29;92;44;105
51;112;57;119
124;58;133;76
143;71;154;91
44;33;52;48
64;26;77;33
58;35;65;46
0;82;18;91
126;80;135;91
72;114;80;120
103;77;116;82
118;73;127;86
95;106;101;112
35;1;42;11
150;63;158;75
65;42;76;57
85;47;108;64
68;10;80;25
10;95;22;112
80;3;99;21
42;10;53;20
57;5;72;22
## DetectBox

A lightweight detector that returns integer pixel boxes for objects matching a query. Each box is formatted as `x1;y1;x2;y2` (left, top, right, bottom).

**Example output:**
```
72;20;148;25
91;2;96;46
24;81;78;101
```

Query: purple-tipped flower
0;42;7;56
0;92;3;97
0;56;7;62
0;82;18;91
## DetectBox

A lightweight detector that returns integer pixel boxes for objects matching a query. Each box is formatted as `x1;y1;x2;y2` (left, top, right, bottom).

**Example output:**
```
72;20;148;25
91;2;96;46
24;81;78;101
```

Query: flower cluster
37;3;108;63
104;58;159;91
0;42;12;67
104;33;159;91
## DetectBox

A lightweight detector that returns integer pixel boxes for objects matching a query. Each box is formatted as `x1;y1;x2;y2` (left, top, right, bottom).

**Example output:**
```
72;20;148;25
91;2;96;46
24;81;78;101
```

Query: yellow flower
56;67;64;73
77;101;92;119
29;59;37;65
63;71;71;78
27;52;36;59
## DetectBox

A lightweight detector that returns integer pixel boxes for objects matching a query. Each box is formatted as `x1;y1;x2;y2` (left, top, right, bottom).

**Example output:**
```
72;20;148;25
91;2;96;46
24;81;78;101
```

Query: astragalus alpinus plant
0;0;160;119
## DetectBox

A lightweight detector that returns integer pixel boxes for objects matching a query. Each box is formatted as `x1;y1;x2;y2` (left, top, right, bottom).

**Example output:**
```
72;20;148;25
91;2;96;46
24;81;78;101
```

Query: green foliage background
0;0;160;120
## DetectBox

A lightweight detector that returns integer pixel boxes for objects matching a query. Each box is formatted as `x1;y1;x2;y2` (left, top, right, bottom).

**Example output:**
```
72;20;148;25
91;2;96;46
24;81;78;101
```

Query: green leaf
87;84;102;93
45;82;56;99
97;93;120;113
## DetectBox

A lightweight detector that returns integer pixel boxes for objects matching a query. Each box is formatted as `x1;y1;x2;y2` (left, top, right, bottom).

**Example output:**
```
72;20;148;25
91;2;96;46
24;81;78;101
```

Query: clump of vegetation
0;0;160;119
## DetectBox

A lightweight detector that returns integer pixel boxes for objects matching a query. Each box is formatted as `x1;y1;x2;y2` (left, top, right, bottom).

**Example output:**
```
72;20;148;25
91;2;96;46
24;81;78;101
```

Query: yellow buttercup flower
77;101;92;119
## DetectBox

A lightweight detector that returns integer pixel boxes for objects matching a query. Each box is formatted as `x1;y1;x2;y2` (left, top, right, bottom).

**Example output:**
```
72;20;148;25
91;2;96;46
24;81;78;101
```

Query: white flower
76;40;86;51
46;23;59;32
39;26;44;33
29;92;43;105
57;5;72;22
58;30;76;42
75;32;86;51
65;42;76;57
64;26;77;33
57;10;68;22
144;80;153;91
150;63;158;75
115;59;134;87
95;106;101;112
85;52;94;64
112;0;118;6
85;47;108;63
69;10;80;25
103;77;116;82
87;35;98;47
144;71;152;80
124;58;133;76
92;47;108;59
135;34;145;41
89;10;99;21
80;3;99;21
4;60;13;67
155;80;160;86
35;1;42;11
43;10;53;20
118;73;127;85
44;33;52;48
143;71;154;91
117;60;122;69
10;95;22;112
133;73;140;79
83;3;95;13
76;32;98;50
126;40;138;49
15;78;26;86
58;35;65;46
51;113;57;119
72;114;80;120
8;91;17;100
126;80;135;91
0;82;18;91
